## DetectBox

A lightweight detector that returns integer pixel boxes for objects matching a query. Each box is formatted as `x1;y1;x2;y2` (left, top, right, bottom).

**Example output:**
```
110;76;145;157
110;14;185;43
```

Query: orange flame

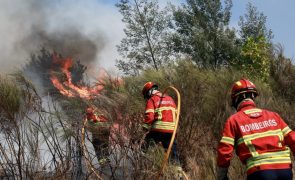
50;54;104;99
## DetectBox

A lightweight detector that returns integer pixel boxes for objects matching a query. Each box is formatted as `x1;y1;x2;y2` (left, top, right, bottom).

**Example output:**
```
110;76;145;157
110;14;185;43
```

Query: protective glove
217;167;229;180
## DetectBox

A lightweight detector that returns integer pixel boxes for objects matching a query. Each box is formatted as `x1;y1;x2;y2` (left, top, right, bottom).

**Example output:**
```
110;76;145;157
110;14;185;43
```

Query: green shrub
109;60;295;179
0;75;21;116
232;36;271;82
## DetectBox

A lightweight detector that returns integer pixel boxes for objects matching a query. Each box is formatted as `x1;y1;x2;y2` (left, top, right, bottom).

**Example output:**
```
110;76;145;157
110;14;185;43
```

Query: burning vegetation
2;0;295;179
1;45;295;179
49;53;104;99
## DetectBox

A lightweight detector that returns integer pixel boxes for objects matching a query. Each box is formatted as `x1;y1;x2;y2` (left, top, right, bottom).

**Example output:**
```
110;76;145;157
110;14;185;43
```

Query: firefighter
85;106;111;165
141;82;180;164
217;78;295;180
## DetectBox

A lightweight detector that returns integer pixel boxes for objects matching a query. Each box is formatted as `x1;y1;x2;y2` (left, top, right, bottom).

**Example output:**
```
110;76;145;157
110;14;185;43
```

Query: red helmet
231;78;258;101
142;82;158;97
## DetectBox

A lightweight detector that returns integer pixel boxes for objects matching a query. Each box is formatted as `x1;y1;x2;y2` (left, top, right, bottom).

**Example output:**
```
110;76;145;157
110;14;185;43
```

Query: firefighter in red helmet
141;82;180;163
217;78;295;180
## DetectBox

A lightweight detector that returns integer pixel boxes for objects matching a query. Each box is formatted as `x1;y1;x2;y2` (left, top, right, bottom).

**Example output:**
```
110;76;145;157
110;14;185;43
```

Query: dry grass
1;58;295;179
0;75;21;116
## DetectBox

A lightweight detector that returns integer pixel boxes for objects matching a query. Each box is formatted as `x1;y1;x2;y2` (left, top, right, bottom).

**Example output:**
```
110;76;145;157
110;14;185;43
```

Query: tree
171;0;239;68
238;3;273;43
116;0;173;75
233;36;271;81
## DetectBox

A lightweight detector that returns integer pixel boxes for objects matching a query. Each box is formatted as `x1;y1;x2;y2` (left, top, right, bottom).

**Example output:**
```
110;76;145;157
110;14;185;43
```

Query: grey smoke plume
0;0;124;73
22;28;103;65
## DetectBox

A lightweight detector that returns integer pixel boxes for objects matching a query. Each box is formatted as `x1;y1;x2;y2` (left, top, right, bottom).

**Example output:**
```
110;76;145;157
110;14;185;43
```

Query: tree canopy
116;0;173;75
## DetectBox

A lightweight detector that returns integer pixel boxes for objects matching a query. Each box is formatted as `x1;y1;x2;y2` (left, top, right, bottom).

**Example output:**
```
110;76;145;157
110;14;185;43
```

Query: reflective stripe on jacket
143;92;176;133
217;100;295;175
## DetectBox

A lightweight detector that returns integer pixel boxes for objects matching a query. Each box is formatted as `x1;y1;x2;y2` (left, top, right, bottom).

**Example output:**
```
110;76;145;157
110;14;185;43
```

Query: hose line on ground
157;86;188;180
81;86;187;180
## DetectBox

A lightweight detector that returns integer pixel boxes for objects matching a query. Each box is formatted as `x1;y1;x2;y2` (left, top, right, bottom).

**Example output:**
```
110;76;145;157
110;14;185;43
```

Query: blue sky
231;0;295;59
101;0;295;59
228;0;294;59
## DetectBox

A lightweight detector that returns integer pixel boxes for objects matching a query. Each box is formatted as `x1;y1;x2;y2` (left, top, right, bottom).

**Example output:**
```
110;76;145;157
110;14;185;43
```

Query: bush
111;60;295;179
0;75;21;116
1;59;295;179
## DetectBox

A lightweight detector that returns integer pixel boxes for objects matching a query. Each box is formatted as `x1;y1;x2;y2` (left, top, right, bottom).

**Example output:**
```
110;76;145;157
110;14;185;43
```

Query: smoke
22;28;102;65
0;0;124;73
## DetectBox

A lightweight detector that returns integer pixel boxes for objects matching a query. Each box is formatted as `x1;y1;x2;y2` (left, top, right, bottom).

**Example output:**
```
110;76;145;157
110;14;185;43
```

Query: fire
50;75;75;97
50;54;104;99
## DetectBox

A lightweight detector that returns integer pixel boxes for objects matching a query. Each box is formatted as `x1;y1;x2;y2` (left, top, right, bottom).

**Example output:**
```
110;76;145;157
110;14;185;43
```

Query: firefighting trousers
91;129;110;161
247;168;293;180
144;131;180;164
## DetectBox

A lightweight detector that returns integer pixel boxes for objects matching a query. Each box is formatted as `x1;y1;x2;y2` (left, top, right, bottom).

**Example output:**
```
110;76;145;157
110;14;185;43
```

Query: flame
50;75;75;97
50;54;104;99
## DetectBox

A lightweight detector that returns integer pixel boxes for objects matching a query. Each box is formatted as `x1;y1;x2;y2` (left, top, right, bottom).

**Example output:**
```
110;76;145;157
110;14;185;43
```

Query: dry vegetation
1;50;295;180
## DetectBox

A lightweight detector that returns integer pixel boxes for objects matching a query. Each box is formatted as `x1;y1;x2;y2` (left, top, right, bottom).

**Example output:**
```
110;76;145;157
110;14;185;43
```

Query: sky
230;0;295;59
0;0;294;74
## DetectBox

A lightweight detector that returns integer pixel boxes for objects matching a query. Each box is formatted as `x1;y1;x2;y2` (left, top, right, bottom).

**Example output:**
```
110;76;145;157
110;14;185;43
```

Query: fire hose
157;86;189;180
81;86;188;179
81;118;103;180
